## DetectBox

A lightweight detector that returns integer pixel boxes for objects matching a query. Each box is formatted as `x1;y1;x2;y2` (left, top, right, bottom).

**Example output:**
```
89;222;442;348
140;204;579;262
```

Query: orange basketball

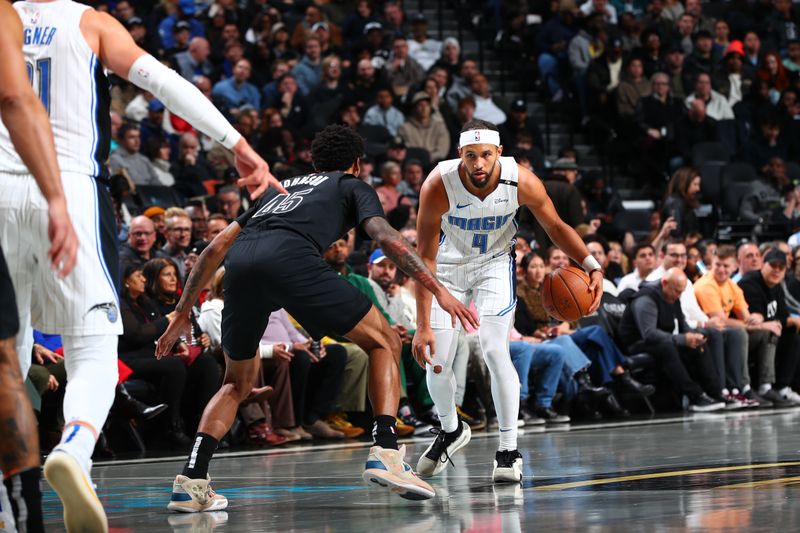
542;265;595;322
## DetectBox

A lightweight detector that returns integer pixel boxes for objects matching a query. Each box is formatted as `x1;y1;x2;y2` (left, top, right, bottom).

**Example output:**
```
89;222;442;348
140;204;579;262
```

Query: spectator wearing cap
685;72;734;121
683;30;721;92
408;15;442;71
212;58;261;115
138;100;167;152
738;248;800;403
109;124;162;186
361;21;389;63
536;0;579;101
386;36;425;97
292;36;324;96
165;19;192;58
714;40;752;108
470;73;508;125
342;0;379;46
586;37;624;119
398;92;450;162
434;37;462;81
580;0;618;25
174;37;213;82
125;16;159;56
158;0;205;51
364;87;405;136
268;23;296;63
313;21;344;59
367;249;416;329
121;215;168;270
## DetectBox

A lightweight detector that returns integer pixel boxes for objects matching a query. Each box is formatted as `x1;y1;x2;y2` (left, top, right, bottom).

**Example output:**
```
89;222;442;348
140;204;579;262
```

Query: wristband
259;344;274;359
582;255;603;273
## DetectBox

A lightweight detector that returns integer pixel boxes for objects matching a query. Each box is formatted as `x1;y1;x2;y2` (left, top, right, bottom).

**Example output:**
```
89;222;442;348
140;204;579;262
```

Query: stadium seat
721;162;757;184
721;182;752;218
691;142;729;165
785;161;800;183
612;208;652;241
697;161;725;205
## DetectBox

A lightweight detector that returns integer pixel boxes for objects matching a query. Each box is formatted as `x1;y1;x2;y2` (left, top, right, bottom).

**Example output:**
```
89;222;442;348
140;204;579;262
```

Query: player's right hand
232;139;288;198
434;290;479;330
47;199;78;278
156;313;191;359
412;327;436;370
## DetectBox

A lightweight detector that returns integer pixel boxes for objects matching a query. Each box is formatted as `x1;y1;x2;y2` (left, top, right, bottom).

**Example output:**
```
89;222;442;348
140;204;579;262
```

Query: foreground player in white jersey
0;1;284;531
413;119;603;482
0;3;79;531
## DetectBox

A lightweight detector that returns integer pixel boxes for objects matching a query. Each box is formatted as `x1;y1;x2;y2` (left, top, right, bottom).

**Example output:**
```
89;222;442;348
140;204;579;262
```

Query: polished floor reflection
43;409;800;532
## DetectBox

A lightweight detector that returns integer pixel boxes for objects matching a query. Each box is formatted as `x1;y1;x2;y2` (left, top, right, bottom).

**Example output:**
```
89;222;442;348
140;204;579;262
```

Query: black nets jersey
235;171;385;253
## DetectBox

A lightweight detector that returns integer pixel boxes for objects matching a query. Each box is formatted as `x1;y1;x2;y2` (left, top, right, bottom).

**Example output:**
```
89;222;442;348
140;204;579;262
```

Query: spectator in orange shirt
693;245;791;406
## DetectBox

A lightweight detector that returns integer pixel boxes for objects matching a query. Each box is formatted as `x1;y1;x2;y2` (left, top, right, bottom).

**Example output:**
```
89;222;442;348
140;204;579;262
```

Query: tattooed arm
362;216;446;299
156;221;240;357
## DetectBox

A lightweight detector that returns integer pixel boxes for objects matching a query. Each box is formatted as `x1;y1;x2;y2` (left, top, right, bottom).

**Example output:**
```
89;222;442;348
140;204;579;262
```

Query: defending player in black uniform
158;125;478;510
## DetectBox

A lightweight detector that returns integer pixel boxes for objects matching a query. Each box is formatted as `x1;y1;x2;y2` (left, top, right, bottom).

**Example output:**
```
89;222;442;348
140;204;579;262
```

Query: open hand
233;139;287;199
434;289;479;330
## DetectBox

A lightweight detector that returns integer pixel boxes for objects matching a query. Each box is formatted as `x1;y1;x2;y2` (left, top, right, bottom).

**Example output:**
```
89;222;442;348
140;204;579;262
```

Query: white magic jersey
436;156;520;266
0;0;110;177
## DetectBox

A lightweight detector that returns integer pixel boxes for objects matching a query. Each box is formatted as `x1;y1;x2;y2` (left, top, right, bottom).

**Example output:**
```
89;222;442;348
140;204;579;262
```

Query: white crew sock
478;315;520;451
54;334;118;474
426;328;460;434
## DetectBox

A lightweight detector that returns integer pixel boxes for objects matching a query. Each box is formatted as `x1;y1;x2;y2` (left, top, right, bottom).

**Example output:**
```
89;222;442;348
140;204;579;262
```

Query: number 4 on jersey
472;233;487;254
253;188;312;218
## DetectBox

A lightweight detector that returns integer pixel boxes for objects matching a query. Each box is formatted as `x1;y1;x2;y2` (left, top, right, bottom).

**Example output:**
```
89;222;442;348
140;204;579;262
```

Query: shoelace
427;427;456;468
496;450;521;468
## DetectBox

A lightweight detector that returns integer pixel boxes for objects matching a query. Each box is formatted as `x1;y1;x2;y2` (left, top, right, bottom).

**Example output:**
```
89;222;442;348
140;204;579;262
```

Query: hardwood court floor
42;408;800;532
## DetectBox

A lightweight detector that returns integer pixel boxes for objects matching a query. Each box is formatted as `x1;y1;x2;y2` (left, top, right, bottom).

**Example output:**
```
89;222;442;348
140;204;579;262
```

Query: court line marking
532;462;800;491
92;407;800;469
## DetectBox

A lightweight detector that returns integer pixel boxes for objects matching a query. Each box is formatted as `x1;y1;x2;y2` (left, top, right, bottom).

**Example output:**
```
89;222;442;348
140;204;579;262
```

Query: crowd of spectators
22;0;800;457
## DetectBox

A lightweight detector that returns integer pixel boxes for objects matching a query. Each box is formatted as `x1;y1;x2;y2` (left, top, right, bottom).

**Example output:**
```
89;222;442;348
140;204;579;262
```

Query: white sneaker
362;444;435;500
492;450;523;483
416;421;472;478
44;451;108;532
778;387;800;404
168;475;229;513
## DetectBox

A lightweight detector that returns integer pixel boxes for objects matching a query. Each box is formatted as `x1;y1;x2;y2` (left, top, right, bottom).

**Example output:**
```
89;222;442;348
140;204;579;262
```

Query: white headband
459;129;500;149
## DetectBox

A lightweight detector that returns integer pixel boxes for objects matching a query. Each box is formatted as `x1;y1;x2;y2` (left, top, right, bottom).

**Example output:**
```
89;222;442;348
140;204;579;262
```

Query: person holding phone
618;267;726;412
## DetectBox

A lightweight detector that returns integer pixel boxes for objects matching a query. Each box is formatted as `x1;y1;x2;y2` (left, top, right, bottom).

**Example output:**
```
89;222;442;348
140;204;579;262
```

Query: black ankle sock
182;433;219;479
3;468;44;533
446;421;463;439
372;415;398;450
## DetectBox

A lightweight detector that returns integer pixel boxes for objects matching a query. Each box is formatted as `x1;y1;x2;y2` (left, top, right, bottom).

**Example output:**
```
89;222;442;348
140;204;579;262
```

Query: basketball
542;265;595;322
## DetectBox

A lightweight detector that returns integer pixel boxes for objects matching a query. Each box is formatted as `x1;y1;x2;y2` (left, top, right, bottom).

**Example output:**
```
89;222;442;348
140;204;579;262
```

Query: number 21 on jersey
25;57;52;114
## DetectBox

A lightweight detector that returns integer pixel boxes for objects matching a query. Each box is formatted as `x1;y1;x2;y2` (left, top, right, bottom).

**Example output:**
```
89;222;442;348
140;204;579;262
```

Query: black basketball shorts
221;232;373;361
0;243;20;340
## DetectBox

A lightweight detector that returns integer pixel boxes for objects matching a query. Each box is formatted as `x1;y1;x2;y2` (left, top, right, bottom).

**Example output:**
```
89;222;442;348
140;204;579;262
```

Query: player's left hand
587;270;603;314
232;139;288;199
156;313;191;359
47;199;79;278
434;289;479;330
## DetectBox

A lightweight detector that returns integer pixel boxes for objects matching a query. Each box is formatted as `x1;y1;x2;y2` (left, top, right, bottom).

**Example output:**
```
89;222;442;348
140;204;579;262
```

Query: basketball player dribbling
0;1;284;530
156;125;478;511
0;3;78;531
413;119;603;482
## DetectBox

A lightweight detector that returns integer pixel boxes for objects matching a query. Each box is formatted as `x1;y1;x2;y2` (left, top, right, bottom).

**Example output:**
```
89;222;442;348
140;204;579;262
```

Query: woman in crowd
517;252;655;417
662;167;701;238
119;262;221;446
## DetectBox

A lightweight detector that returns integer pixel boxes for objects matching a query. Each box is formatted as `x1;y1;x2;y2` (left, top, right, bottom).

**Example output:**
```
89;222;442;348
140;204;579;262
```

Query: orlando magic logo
87;302;119;323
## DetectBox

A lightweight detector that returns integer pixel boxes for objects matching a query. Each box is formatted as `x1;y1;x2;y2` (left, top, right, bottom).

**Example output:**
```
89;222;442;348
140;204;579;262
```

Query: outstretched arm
83;10;286;198
155;221;240;357
517;164;603;313
0;5;77;277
